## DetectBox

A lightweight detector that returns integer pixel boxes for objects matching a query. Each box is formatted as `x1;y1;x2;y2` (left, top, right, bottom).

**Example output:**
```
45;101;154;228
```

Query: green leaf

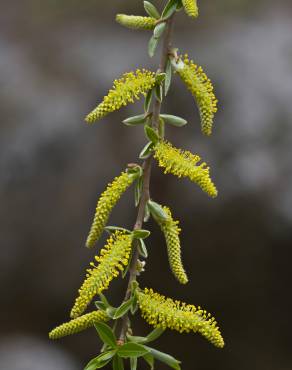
130;357;137;370
162;0;179;18
85;350;116;370
132;229;151;239
144;203;151;222
145;328;165;343
148;200;169;222
143;353;154;370
106;307;117;319
94;322;117;349
144;89;153;113
148;35;159;58
144;125;159;144
99;293;111;308
144;1;160;19
137;238;148;258
127;165;143;179
145;347;181;370
165;59;172;95
112;355;124;370
123;114;147;126
127;328;165;345
130;295;138;314
159;114;187;127
134;177;143;207
139;141;154;160
155;84;163;103
117;343;149;358
94;301;107;311
153;22;166;39
113;298;133;319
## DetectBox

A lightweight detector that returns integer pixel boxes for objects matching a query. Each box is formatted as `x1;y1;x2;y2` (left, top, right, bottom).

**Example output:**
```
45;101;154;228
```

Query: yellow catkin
153;141;218;198
182;0;199;18
137;288;224;348
157;206;188;284
177;54;217;136
116;14;157;30
71;231;132;318
49;310;109;340
85;69;156;123
86;171;135;248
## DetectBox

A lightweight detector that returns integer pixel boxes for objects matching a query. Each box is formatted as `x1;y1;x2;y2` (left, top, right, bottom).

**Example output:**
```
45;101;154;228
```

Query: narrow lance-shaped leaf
144;1;160;19
84;350;116;370
144;347;181;370
94;322;118;348
117;343;149;358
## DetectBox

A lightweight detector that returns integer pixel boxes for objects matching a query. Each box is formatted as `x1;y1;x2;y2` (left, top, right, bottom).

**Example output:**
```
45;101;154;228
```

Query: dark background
1;1;292;369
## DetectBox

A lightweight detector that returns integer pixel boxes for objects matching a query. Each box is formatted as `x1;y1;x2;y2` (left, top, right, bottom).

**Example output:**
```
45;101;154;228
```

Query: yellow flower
49;310;109;339
157;206;188;284
85;69;156;123
176;54;217;136
116;14;157;30
71;231;133;318
86;170;135;248
137;288;224;348
182;0;199;18
153;141;218;198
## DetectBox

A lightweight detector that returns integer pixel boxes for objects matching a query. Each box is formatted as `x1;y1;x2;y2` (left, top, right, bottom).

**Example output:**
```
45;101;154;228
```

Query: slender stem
118;14;175;343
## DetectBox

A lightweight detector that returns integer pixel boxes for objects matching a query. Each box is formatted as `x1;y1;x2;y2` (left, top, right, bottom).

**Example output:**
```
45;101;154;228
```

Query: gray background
1;0;292;369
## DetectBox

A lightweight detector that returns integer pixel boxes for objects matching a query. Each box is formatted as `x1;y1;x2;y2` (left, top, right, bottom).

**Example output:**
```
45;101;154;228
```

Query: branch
118;13;175;343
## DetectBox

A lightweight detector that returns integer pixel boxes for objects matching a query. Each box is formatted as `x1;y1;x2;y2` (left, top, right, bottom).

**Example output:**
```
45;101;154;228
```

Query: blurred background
1;0;292;369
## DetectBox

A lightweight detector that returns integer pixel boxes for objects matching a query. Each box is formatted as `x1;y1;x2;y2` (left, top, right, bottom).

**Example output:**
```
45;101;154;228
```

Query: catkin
154;140;218;198
116;14;157;30
71;231;132;318
86;171;135;248
86;69;156;123
176;54;217;136
49;310;109;339
137;288;224;348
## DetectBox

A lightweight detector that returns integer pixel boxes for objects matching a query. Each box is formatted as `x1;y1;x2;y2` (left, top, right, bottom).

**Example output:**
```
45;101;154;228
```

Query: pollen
116;14;157;30
153;140;218;198
137;288;224;348
177;54;217;136
49;310;109;340
86;170;135;248
71;231;133;318
85;69;156;123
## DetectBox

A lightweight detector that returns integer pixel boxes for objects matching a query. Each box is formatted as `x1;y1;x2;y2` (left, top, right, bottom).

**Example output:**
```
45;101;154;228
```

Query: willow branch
118;14;175;343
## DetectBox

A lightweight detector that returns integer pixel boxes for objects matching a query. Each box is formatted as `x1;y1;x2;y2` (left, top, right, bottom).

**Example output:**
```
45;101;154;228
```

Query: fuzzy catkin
71;231;132;318
182;0;199;18
176;54;217;136
137;288;224;348
157;206;188;284
86;171;135;248
49;310;109;339
153;141;218;198
85;69;156;123
116;14;157;30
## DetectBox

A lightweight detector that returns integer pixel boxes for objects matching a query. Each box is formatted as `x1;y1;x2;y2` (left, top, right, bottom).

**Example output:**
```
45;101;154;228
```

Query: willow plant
50;1;225;369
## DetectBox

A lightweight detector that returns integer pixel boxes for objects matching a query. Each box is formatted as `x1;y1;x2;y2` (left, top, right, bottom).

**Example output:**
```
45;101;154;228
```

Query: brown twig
118;14;175;343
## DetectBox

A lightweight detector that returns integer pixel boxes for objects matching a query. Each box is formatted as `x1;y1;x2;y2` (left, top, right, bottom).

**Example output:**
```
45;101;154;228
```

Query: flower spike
182;0;199;18
153;140;218;198
71;231;133;318
86;170;136;248
155;205;188;284
116;14;157;30
49;310;109;340
173;54;217;136
137;288;224;348
85;69;156;123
